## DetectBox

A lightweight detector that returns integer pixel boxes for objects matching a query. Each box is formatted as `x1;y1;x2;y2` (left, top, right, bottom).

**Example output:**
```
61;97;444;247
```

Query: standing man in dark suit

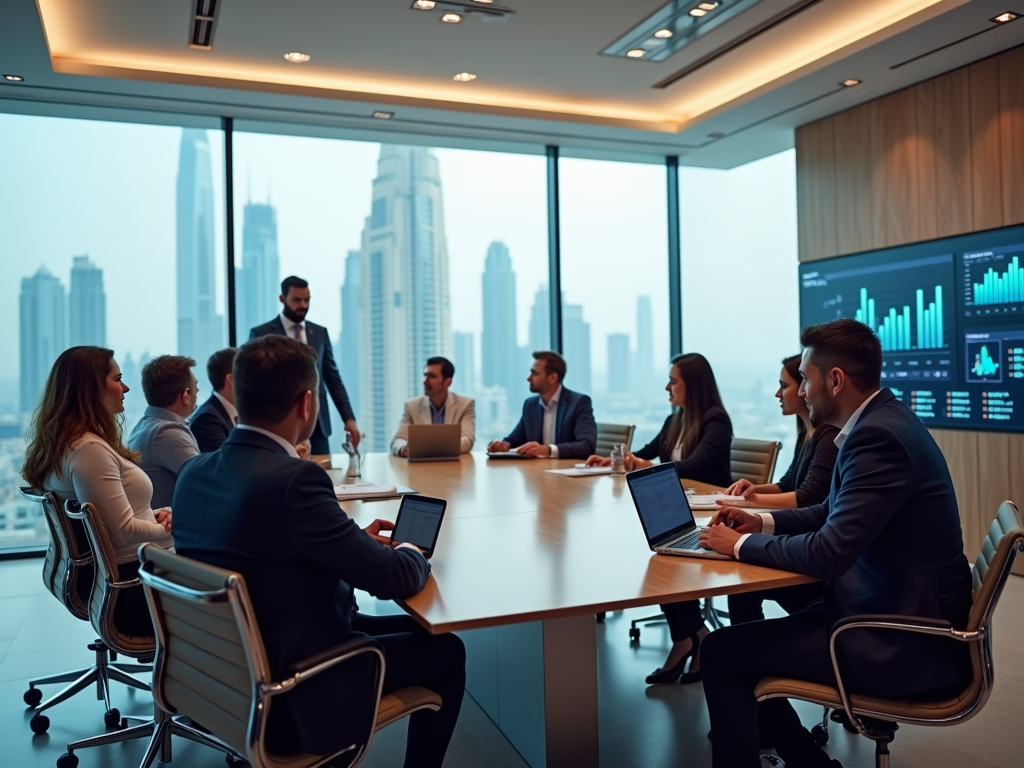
172;335;465;766
487;350;597;459
698;319;972;768
189;347;237;452
249;275;359;453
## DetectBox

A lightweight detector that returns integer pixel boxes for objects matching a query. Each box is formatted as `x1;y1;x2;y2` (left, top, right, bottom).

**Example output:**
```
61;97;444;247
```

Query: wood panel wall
795;44;1024;563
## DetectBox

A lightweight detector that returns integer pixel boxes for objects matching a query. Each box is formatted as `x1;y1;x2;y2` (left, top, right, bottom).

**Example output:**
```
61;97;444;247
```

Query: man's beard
282;305;307;323
807;379;841;426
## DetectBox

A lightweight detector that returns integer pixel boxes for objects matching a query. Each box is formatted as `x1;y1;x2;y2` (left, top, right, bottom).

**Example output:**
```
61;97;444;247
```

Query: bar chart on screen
963;244;1024;317
854;285;945;352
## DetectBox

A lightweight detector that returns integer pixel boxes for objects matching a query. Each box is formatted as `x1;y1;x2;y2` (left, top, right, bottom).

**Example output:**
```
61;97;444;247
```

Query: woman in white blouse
22;346;174;634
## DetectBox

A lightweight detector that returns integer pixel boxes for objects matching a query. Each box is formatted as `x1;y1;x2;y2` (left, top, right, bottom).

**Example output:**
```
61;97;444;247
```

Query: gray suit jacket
127;406;200;508
390;392;476;455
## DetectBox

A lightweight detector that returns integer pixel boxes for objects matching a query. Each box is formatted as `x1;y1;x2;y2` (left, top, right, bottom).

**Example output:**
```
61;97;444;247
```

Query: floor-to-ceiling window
680;149;800;474
558;158;671;450
232;131;548;453
0;112;226;553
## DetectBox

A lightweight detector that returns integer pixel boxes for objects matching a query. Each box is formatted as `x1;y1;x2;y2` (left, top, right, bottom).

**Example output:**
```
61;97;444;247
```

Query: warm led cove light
991;11;1019;22
840;78;861;87
453;72;477;81
413;0;436;8
2;74;25;82
626;48;646;58
654;28;673;38
440;12;462;23
283;52;311;63
472;0;494;3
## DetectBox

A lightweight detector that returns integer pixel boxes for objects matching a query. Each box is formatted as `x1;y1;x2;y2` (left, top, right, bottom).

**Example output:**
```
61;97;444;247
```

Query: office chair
595;423;636;455
18;488;151;734
755;500;1024;768
71;543;445;768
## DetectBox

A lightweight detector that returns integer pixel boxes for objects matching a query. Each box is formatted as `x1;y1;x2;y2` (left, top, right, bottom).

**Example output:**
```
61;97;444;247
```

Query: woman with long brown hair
23;346;173;633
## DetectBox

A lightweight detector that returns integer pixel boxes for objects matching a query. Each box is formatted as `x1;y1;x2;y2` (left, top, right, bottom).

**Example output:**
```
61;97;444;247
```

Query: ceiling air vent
189;0;220;50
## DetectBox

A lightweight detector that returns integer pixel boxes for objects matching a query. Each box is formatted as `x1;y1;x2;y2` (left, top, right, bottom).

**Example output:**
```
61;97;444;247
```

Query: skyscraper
339;249;362;420
562;302;592;393
359;145;452;451
481;241;519;399
607;333;630;393
528;285;550;353
19;267;66;413
636;295;655;392
69;255;106;348
176;128;223;367
238;201;280;335
453;331;476;395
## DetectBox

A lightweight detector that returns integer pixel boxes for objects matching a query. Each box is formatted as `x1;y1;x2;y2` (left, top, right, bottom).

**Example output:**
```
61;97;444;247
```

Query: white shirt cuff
549;444;559;458
733;533;751;559
757;512;775;535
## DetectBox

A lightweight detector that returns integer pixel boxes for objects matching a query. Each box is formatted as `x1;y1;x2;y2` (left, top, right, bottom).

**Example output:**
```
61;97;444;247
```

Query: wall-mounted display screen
799;224;1024;433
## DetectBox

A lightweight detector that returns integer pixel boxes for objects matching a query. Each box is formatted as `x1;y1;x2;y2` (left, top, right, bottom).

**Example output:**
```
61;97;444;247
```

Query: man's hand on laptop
515;442;550;457
398;445;410;458
364;518;396;546
708;507;763;533
488;440;511;453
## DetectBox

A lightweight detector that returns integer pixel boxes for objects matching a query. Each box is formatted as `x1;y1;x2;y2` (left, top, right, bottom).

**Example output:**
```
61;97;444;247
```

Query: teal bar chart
972;255;1022;306
855;285;944;352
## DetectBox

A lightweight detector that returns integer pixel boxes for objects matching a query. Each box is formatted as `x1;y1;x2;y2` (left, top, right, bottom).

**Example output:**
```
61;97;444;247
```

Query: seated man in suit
487;350;597;459
189;347;237;452
250;275;360;453
172;335;465;767
699;319;972;768
391;356;475;457
127;355;200;508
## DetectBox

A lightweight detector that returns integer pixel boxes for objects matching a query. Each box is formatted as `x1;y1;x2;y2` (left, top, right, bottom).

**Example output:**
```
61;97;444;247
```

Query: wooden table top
325;453;816;633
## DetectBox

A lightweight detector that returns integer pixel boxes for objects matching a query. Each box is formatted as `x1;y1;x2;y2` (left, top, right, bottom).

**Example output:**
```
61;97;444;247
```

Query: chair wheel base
56;753;79;768
811;724;829;745
104;708;121;728
23;687;43;707
30;713;50;734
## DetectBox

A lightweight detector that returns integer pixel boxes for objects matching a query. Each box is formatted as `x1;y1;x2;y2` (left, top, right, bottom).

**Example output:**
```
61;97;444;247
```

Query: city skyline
237;201;281;336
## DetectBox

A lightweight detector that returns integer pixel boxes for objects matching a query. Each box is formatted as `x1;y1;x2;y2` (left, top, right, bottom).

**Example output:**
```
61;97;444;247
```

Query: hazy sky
0;110;797;386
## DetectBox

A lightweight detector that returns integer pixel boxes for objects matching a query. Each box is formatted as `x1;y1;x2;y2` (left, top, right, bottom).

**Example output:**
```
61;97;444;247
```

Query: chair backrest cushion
731;438;781;486
22;488;93;620
969;501;1024;632
595;423;635;455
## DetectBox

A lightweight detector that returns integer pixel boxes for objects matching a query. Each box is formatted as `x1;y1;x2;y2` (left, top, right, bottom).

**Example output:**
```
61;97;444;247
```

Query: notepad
686;494;749;510
545;466;614;477
334;483;399;501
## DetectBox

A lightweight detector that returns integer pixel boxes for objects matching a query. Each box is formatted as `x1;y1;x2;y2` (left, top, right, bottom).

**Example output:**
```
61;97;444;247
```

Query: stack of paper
334;483;400;501
545;466;613;477
687;494;749;510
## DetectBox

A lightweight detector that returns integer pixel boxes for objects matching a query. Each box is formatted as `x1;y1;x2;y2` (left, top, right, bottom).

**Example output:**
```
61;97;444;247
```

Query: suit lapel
554;388;570;443
444;393;456;425
270;316;286;336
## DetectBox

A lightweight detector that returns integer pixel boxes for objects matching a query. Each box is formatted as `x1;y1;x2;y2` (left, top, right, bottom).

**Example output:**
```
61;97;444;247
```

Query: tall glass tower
339;249;362;421
176;129;223;368
19;267;66;413
359;145;452;451
238;201;280;335
69;255;106;348
481;241;519;401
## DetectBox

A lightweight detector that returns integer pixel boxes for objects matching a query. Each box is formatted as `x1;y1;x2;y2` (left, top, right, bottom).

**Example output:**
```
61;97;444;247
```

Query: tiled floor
2;557;1022;768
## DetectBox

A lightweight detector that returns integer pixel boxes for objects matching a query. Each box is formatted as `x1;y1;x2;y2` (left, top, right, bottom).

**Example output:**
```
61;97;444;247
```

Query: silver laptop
407;424;461;462
626;462;731;559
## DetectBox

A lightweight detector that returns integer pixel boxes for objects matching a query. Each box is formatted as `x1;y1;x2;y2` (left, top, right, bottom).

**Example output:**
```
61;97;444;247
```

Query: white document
334;483;399;500
545;466;614;477
687;493;749;510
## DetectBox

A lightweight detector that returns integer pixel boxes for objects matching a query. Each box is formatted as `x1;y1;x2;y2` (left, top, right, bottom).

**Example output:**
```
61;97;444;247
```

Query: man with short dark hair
128;354;200;507
172;335;466;766
487;350;596;458
698;319;972;768
391;356;475;457
189;347;238;452
249;275;360;453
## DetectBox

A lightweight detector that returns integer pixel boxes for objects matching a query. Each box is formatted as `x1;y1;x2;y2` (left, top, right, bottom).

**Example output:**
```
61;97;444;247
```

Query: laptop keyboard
665;530;701;550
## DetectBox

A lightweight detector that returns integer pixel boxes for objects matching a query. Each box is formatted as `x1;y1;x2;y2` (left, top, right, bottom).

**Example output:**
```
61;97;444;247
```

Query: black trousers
701;610;839;768
350;613;467;768
309;421;332;456
660;600;704;642
727;582;825;625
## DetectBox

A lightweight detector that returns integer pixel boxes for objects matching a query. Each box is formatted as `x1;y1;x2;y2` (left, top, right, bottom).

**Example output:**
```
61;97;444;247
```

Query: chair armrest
263;636;385;698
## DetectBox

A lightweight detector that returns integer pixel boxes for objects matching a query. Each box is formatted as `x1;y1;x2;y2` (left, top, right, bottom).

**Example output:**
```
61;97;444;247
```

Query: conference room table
327;452;816;768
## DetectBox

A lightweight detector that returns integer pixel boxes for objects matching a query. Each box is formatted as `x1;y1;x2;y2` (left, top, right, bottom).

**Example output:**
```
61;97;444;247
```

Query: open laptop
407;424;462;462
625;462;731;559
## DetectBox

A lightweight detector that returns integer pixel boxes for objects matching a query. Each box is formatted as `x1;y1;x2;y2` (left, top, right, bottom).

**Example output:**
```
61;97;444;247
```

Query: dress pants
701;610;840;768
726;582;824;625
309;421;331;456
350;613;467;768
661;600;705;642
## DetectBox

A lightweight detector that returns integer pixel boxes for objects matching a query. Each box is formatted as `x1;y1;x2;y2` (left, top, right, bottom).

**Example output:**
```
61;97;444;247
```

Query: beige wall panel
931;429;982;558
976;434;1012;559
997;45;1024;227
915;79;939;241
968;56;1004;232
795;117;838;262
833;104;875;255
932;68;974;238
874;90;920;247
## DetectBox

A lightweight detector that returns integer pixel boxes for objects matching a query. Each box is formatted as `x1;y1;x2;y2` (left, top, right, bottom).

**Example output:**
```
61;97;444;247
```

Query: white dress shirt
541;385;562;458
213;391;238;425
279;312;307;344
732;390;882;559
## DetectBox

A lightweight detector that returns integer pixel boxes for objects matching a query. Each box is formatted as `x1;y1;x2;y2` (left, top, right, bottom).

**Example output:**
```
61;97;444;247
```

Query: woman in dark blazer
588;353;733;684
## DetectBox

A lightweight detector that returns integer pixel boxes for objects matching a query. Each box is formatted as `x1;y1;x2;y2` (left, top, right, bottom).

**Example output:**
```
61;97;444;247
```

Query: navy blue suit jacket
172;428;430;754
249;317;355;436
503;387;597;459
188;394;233;453
739;389;972;695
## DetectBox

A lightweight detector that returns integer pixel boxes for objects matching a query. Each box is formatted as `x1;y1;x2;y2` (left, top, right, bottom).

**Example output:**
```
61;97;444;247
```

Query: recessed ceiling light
991;11;1019;23
708;131;725;139
453;72;477;82
697;1;720;10
373;111;395;120
413;0;436;8
2;74;24;82
283;52;310;63
440;12;462;23
689;8;707;17
840;78;861;87
654;28;674;39
626;48;646;58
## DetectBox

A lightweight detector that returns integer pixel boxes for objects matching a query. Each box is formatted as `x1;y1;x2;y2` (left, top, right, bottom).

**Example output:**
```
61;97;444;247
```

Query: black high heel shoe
645;632;702;685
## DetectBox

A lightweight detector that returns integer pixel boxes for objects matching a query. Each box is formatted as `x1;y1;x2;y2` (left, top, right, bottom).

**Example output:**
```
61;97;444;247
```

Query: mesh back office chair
755;500;1024;768
124;544;443;768
595;423;636;456
18;488;152;734
628;438;783;641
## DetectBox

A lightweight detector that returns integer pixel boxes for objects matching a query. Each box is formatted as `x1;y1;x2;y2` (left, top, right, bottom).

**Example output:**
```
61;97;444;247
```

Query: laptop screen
627;463;696;545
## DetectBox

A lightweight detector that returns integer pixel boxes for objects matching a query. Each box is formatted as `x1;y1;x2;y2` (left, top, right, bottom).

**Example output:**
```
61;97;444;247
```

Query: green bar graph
973;255;1022;305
